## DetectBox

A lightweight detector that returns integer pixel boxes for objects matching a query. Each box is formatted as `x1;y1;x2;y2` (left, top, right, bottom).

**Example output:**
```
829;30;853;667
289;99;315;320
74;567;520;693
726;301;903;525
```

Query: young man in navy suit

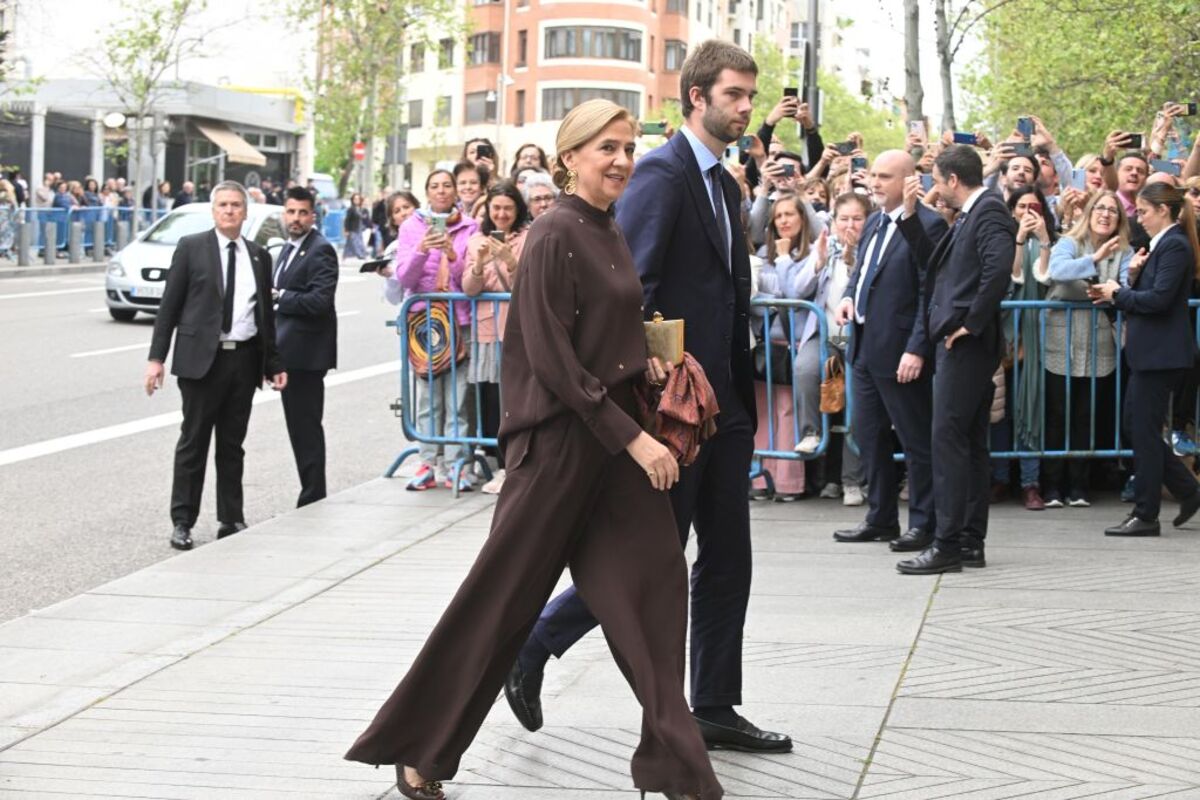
832;150;946;553
274;186;339;507
505;40;792;754
894;145;1016;574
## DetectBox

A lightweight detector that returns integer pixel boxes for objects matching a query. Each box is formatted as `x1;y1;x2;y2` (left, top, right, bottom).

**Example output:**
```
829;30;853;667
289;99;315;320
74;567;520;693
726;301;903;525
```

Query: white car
104;203;285;321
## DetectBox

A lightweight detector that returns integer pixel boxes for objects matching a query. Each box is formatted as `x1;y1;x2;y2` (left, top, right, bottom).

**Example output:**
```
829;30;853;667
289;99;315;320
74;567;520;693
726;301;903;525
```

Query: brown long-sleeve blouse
498;192;647;456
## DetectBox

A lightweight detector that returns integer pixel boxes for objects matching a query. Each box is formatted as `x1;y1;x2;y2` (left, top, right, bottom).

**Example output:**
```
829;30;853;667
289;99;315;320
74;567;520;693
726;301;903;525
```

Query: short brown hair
679;40;757;117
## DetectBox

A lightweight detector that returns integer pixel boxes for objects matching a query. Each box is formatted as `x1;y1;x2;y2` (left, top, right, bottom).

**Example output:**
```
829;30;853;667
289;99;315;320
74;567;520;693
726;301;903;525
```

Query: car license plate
132;285;164;298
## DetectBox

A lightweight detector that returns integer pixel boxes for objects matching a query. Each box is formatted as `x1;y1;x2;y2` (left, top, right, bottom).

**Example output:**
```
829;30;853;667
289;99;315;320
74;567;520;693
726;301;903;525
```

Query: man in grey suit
144;181;287;551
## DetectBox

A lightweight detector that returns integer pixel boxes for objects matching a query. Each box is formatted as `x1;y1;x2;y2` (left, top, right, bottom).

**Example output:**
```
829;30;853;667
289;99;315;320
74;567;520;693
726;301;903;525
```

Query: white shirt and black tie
214;230;257;342
854;205;905;323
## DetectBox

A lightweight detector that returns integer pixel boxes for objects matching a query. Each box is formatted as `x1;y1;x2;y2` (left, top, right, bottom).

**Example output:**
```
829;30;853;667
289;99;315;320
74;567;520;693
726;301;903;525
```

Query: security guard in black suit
145;181;287;550
273;186;339;507
894;145;1016;574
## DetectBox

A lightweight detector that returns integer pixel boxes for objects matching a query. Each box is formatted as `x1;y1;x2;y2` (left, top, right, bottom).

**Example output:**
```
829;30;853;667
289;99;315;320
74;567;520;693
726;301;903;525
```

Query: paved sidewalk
1;477;1199;798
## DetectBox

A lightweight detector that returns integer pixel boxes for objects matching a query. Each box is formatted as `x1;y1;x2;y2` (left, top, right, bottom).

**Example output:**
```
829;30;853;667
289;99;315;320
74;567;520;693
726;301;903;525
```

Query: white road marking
70;343;150;358
86;307;109;313
0;360;399;468
336;310;360;318
0;287;99;300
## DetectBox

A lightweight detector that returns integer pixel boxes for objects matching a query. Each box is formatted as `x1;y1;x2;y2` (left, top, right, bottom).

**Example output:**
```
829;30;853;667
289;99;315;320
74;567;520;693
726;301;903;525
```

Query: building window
790;22;802;51
472;0;500;4
408;99;423;129
664;40;686;71
438;38;455;69
517;30;528;66
517;0;528;6
468;32;501;65
756;0;763;21
542;87;640;121
410;43;425;73
544;25;642;62
695;0;700;21
465;91;497;124
649;35;655;73
666;0;686;15
435;96;452;127
515;90;526;127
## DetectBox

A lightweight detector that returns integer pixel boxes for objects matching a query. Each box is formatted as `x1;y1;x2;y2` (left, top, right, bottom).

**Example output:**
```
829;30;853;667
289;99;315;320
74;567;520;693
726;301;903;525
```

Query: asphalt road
0;265;416;623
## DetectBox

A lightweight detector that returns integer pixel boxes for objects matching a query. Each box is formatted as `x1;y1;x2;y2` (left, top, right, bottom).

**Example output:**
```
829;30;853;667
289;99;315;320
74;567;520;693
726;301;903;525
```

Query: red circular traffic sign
352;141;366;161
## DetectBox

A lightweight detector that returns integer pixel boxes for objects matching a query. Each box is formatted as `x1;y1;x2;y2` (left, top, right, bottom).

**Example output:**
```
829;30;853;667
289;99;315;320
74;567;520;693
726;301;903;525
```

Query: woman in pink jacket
463;181;530;494
385;169;480;491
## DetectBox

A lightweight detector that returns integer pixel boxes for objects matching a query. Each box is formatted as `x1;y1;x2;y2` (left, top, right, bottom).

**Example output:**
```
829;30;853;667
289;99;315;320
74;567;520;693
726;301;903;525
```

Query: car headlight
107;262;125;278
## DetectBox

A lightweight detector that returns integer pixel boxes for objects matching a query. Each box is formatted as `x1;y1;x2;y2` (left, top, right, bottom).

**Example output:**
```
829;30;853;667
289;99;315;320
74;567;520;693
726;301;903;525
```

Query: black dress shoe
216;521;248;539
1174;491;1200;527
1104;516;1161;537
832;521;900;543
961;544;986;568
503;660;544;732
169;525;193;551
896;546;962;575
889;528;932;552
693;713;792;753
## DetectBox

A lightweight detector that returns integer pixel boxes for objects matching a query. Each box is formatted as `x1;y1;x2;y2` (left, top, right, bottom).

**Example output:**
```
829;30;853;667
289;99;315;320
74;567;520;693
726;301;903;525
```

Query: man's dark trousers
931;334;998;550
531;396;754;707
852;360;935;532
171;345;259;528
281;368;328;506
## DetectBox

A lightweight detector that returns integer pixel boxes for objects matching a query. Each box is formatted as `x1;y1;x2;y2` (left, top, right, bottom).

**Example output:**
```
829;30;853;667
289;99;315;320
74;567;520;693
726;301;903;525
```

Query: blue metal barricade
322;208;346;245
384;292;510;497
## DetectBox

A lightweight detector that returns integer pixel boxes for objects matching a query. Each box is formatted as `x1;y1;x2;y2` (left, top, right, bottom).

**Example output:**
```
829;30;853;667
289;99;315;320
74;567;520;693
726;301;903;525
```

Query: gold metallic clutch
644;312;684;365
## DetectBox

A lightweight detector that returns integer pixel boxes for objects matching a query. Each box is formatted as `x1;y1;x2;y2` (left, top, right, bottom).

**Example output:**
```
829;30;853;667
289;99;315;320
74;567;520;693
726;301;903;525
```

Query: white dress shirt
854;205;905;323
1149;222;1178;252
214;230;258;342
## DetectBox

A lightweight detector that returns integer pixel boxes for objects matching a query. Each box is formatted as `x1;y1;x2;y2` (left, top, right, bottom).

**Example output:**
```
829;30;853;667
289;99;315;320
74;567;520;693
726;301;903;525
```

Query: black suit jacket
846;204;948;373
1114;225;1195;371
274;229;339;371
149;230;283;382
616;131;756;425
898;190;1016;354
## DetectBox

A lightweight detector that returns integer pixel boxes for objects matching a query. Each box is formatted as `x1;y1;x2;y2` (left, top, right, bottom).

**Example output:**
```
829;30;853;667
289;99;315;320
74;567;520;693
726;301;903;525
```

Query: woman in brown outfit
344;100;723;800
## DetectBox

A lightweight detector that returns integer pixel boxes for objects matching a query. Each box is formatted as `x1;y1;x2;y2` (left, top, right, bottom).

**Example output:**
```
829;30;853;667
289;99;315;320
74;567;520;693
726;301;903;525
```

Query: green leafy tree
963;0;1200;157
290;0;463;195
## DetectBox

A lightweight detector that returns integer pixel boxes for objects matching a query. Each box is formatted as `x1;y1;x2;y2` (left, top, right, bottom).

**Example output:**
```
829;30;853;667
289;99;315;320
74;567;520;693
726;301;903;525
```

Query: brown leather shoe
395;766;444;800
1022;486;1045;511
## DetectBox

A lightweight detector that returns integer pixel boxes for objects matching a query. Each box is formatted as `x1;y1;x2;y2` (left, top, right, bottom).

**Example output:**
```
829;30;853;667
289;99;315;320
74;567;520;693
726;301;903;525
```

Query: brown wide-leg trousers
344;406;724;799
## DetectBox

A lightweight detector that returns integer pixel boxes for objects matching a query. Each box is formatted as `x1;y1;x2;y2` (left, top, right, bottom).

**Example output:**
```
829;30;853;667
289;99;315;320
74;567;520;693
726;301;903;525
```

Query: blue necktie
856;215;890;318
708;165;730;270
274;243;295;288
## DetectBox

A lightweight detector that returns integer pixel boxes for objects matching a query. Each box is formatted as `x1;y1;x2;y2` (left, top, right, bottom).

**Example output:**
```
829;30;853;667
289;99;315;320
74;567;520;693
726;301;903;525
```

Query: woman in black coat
1091;182;1200;535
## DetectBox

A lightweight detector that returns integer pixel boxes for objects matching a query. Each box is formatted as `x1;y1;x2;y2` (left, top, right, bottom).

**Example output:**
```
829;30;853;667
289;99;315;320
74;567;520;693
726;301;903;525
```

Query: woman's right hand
626;432;680;491
813;228;829;271
418;231;444;254
1092;236;1121;264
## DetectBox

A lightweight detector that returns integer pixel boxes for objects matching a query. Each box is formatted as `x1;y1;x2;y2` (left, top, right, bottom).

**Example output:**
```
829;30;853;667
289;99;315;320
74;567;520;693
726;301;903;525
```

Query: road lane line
0;287;99;300
70;343;151;358
86;307;108;313
337;311;360;318
0;360;399;467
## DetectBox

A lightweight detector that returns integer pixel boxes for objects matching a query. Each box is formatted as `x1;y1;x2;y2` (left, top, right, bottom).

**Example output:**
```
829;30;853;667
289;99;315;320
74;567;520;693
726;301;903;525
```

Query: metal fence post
115;221;129;253
92;221;106;262
68;222;83;264
16;223;31;266
42;223;56;265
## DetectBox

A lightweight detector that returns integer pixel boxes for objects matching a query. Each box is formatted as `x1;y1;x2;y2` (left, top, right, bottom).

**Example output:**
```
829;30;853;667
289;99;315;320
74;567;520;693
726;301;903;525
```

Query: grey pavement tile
26;594;249;627
887;696;1200;736
0;617;210;656
87;570;335;604
0;647;176;689
937;586;1200;613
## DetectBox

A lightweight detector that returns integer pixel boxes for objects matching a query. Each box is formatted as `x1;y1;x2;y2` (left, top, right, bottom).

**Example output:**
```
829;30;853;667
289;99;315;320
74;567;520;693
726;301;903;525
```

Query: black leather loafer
961;544;986;568
896;546;962;575
503;660;544;732
216;521;248;539
1174;492;1200;527
832;521;900;543
1104;516;1161;537
693;714;792;753
169;525;193;551
889;528;932;552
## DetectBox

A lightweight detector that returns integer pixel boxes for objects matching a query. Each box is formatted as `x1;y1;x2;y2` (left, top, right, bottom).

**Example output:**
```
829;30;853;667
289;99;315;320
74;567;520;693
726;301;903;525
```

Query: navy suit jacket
274;228;339;372
846;203;947;374
898;190;1016;355
1113;224;1195;371
616;132;756;426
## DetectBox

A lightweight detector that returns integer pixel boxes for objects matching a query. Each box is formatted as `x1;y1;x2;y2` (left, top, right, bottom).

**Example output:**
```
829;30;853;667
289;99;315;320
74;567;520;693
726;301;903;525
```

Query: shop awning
193;119;267;167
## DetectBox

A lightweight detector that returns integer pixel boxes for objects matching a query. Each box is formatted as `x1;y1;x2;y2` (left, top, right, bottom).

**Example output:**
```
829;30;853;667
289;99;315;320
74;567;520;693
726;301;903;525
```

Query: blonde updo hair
552;99;637;190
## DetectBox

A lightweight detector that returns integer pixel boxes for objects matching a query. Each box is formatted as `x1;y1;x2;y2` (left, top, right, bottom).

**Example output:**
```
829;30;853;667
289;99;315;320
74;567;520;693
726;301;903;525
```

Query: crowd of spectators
373;102;1200;509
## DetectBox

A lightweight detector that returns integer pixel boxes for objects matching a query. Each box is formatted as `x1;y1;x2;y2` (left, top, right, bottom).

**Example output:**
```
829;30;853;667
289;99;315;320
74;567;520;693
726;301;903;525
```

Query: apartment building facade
401;0;801;190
